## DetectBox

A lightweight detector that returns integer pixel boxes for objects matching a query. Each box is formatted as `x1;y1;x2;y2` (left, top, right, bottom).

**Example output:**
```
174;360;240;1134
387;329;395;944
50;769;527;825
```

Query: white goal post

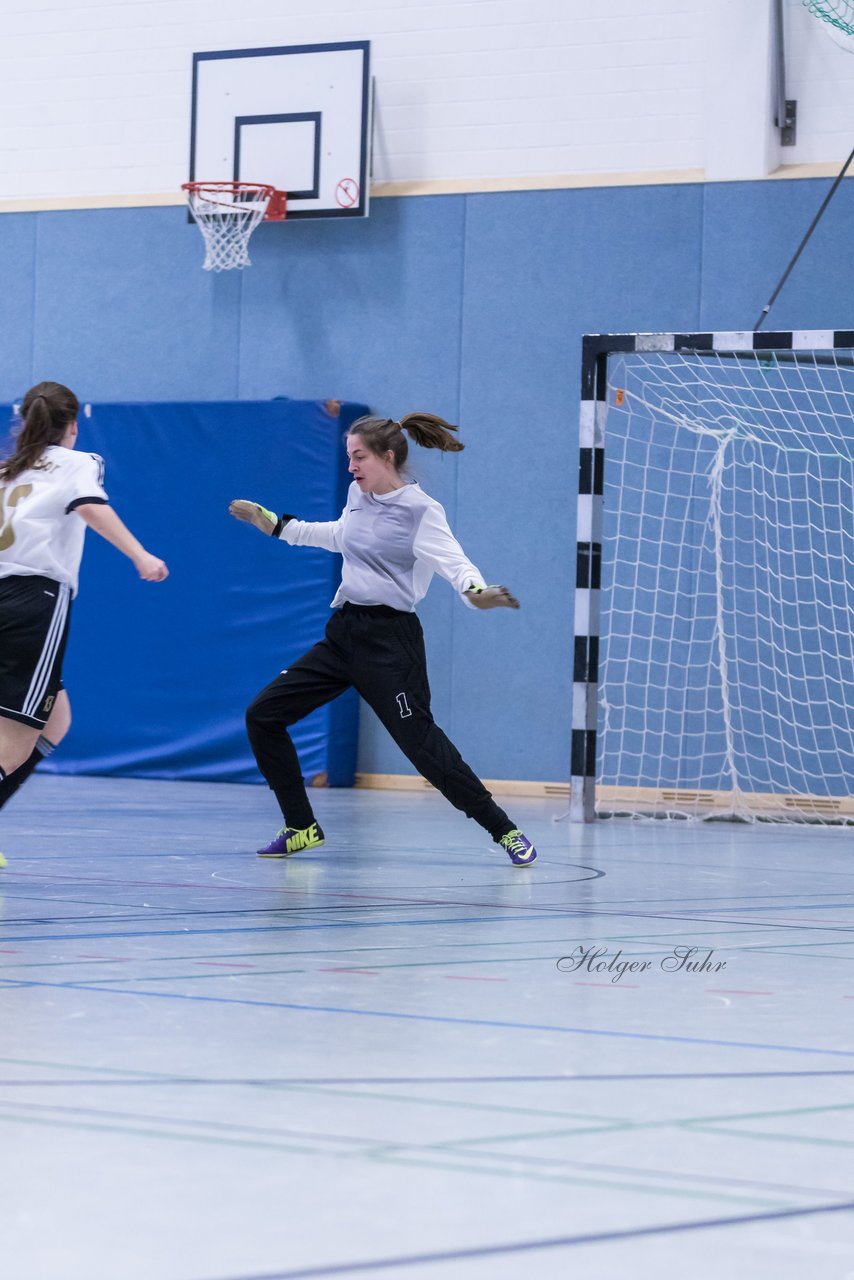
572;329;854;824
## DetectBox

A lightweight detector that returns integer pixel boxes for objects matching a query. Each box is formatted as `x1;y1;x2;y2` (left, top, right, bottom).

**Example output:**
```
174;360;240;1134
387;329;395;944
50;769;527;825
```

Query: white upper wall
0;0;851;205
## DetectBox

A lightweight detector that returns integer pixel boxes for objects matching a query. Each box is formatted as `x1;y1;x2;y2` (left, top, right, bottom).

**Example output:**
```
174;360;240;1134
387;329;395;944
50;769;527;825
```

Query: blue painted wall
2;177;852;783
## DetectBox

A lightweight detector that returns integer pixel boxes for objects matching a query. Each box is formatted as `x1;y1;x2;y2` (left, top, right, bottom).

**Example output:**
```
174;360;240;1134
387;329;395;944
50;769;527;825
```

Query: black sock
0;736;56;811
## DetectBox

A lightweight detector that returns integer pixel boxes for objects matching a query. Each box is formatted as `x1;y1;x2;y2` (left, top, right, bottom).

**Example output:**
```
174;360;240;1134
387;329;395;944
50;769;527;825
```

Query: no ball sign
336;178;360;208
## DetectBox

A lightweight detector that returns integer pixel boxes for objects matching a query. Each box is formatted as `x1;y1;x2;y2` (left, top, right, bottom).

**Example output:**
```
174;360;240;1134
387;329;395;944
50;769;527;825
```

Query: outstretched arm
75;504;168;581
229;498;343;552
414;506;520;610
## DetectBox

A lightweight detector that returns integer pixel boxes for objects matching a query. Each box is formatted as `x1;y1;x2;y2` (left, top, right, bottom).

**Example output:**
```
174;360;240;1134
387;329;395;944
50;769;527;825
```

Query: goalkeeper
229;412;537;867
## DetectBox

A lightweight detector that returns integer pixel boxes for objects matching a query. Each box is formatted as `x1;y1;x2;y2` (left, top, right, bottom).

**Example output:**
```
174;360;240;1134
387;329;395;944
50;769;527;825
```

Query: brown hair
0;381;79;483
347;412;464;471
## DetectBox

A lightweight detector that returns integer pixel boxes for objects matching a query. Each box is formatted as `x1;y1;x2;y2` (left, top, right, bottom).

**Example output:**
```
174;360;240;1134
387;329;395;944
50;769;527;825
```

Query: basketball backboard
189;41;371;219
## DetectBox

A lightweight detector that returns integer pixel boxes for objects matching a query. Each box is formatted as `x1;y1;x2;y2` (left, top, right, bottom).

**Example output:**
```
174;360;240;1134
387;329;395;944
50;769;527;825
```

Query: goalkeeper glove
229;500;294;537
464;582;520;610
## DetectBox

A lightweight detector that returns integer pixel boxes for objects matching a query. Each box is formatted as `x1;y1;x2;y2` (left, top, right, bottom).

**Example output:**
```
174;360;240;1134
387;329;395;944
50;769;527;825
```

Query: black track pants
245;603;515;841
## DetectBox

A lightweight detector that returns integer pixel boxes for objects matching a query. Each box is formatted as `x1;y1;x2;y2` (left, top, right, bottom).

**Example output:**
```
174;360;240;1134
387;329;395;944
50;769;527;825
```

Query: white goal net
598;343;854;822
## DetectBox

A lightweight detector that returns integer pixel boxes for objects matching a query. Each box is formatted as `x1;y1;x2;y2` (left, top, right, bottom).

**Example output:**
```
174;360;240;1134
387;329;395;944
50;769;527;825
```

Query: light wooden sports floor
2;775;853;1280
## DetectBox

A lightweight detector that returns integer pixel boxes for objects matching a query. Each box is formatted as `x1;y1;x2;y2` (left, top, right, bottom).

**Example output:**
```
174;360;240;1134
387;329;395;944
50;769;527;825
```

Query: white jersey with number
0;445;109;596
278;480;484;612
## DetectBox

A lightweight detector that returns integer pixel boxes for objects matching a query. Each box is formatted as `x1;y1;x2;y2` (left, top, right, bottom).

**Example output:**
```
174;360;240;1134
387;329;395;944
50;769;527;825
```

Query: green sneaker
257;822;325;858
499;829;537;867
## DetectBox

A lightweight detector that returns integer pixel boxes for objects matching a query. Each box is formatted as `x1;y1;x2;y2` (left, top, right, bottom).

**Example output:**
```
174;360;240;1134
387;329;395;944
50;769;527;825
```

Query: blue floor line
0;912;575;944
201;1197;854;1279
3;902;853;946
2;1068;854;1087
3;976;854;1057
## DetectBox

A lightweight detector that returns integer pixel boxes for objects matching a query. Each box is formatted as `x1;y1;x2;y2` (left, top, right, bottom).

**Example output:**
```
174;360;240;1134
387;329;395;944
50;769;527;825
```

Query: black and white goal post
571;329;854;825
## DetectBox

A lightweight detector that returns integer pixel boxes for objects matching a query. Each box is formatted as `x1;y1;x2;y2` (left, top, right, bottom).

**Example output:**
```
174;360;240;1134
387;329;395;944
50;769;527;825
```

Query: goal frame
571;327;854;822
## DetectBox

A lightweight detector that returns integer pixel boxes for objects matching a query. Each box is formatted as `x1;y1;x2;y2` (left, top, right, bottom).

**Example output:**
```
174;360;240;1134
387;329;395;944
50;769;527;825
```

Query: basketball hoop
182;181;287;272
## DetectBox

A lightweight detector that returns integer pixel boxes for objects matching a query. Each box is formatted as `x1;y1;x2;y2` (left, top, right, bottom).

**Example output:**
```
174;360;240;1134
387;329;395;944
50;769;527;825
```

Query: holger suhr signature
557;945;727;983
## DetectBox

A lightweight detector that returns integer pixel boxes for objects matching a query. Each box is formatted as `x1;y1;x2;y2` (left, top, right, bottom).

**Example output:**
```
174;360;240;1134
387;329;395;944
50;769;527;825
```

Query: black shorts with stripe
0;575;72;728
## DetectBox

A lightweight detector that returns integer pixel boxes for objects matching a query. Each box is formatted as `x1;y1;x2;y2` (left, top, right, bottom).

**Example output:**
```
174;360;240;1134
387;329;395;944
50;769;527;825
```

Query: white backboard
189;41;371;219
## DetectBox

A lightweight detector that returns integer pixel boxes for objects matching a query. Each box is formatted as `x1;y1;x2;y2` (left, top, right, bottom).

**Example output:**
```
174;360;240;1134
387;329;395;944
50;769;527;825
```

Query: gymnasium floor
2;775;853;1280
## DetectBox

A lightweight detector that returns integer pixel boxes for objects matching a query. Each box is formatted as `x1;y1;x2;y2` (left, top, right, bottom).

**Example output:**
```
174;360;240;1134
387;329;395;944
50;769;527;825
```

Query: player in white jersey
230;412;538;867
0;381;168;852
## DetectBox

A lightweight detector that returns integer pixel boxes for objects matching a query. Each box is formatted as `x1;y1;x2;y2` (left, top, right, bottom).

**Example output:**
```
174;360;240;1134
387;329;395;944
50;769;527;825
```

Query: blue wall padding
5;180;854;782
4;399;368;784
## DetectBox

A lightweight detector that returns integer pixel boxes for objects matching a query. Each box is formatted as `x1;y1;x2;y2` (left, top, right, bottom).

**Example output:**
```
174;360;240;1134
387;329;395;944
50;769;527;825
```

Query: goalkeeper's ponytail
347;412;464;471
398;413;464;454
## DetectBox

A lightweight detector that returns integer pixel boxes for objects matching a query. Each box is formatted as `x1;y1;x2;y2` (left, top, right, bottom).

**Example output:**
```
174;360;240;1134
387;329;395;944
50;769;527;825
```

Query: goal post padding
573;330;854;822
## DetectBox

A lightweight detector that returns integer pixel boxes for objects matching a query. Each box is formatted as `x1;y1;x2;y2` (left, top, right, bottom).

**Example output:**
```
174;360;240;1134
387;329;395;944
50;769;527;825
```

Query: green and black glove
228;500;294;537
464;582;520;610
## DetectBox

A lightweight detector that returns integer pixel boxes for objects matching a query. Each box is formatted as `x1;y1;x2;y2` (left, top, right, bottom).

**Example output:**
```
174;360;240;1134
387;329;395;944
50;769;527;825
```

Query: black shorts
0;575;72;729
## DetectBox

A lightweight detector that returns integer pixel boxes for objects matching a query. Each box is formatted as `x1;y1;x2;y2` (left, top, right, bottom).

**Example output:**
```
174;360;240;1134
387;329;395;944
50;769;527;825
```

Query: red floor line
706;989;775;996
74;955;133;961
574;981;640;989
444;975;509;982
318;968;379;974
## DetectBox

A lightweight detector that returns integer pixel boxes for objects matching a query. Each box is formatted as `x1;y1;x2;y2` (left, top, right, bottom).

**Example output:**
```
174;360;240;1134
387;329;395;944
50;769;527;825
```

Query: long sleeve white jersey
0;446;109;595
279;480;484;612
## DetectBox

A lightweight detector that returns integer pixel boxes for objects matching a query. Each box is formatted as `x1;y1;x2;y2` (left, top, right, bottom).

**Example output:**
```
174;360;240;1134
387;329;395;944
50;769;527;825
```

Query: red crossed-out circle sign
336;178;360;208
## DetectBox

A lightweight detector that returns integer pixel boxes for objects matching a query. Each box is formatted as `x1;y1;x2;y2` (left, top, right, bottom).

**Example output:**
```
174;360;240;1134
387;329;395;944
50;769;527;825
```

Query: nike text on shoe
499;829;537;867
257;822;325;858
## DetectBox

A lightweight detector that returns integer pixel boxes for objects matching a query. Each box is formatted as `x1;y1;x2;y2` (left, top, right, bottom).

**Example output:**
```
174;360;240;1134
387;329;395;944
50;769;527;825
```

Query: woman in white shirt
230;412;538;867
0;381;168;840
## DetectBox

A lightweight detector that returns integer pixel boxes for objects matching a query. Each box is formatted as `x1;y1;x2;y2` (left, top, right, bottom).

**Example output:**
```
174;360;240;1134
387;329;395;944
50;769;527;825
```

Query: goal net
582;333;854;823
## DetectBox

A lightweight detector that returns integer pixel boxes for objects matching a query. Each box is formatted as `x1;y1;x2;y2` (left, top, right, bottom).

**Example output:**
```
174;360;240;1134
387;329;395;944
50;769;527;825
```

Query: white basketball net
184;183;272;272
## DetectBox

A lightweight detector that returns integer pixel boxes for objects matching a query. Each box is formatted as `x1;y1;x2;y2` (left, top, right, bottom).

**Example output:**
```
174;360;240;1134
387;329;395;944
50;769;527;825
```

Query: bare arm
75;504;168;581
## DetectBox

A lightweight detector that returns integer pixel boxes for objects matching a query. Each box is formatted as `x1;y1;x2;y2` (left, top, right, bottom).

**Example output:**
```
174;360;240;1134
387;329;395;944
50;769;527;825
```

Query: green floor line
60;966;309;984
689;1123;854;1149
0;1107;328;1155
682;1100;854;1125
275;1082;626;1124
0;1054;180;1080
368;1149;790;1209
0;1106;795;1211
0;1097;396;1149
